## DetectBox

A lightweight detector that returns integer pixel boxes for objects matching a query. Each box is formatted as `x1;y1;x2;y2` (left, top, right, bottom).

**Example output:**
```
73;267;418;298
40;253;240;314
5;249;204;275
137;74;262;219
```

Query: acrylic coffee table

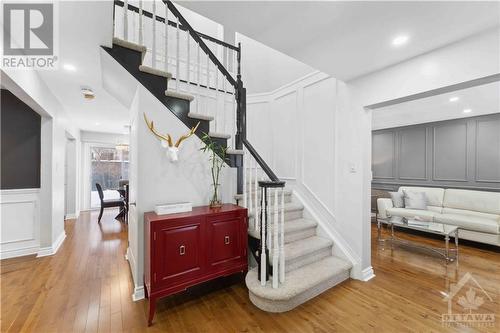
377;216;459;263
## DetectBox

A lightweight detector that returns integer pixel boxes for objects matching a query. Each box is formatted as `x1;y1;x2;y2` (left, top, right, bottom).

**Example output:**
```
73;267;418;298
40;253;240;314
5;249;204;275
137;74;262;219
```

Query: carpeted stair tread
248;218;317;240
246;256;351;302
271;236;332;264
208;131;231;139
248;202;303;219
113;37;147;54
226;149;244;155
187;112;214;121
139;65;172;79
235;188;293;201
165;90;195;101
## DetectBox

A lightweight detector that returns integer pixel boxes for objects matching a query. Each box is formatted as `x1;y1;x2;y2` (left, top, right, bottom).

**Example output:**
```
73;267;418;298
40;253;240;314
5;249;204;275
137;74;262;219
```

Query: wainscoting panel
372;131;395;179
399;127;427;180
476;118;500;183
302;77;336;213
372;113;500;191
272;91;297;179
0;189;40;259
432;122;468;182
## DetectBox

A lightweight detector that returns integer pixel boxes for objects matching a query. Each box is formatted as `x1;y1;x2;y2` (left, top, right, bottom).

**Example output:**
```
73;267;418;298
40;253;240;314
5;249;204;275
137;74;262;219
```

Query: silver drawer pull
224;236;230;245
179;245;185;255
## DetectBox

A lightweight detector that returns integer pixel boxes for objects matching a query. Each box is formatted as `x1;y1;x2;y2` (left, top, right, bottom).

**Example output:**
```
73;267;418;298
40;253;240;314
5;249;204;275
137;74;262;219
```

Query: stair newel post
152;0;156;68
215;66;219;133
259;185;270;285
123;0;128;40
175;17;180;92
279;187;285;283
272;188;279;288
248;157;253;214
163;1;167;72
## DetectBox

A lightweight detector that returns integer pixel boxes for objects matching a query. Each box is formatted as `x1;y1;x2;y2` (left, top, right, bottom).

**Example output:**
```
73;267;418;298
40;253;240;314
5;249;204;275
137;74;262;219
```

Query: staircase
110;0;351;313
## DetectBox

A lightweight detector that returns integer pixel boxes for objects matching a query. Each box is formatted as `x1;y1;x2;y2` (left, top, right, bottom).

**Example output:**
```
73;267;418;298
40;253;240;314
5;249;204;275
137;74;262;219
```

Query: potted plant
200;133;228;208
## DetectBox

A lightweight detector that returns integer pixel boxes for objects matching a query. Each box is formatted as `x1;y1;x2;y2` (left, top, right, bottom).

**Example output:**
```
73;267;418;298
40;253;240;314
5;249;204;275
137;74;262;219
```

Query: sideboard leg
148;297;156;327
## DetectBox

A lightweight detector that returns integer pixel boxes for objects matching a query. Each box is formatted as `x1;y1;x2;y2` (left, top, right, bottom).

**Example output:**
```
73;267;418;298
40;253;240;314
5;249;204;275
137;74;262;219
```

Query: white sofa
377;187;500;246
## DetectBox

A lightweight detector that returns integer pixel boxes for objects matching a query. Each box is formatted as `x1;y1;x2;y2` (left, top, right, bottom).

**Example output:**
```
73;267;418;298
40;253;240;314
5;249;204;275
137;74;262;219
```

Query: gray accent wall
372;113;500;192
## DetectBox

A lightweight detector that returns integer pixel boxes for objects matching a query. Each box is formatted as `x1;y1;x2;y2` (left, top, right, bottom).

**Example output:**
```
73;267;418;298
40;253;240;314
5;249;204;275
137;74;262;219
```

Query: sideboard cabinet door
206;213;246;271
153;217;204;288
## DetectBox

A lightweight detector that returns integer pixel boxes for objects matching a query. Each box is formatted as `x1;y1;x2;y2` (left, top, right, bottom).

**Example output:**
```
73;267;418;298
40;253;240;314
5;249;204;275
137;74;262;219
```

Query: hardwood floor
1;210;499;332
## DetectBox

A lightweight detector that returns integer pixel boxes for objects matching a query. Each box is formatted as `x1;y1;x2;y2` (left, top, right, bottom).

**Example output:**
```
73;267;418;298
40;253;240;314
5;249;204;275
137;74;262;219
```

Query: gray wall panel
399;127;427;180
432;122;468;182
372;113;500;191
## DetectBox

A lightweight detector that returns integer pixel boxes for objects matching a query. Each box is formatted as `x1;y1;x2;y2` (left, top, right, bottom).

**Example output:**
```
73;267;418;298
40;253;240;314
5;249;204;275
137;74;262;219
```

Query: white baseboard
65;212;79;220
37;231;66;257
360;266;375;281
132;285;145;301
125;247;145;301
0;245;40;260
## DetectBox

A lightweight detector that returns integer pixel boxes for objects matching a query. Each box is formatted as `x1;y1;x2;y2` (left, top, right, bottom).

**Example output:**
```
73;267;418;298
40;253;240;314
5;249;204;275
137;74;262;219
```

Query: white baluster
123;0;128;40
222;78;227;135
267;187;272;255
196;45;200;114
206;50;210;118
243;152;247;208
186;32;190;92
248;158;253;214
280;187;285;283
138;0;143;45
164;3;168;72
254;162;258;232
175;17;180;91
260;186;266;286
214;64;220;132
273;188;279;288
152;0;156;68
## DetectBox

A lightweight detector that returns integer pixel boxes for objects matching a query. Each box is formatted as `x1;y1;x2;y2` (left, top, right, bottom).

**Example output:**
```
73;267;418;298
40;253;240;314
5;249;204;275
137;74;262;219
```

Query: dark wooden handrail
243;139;280;182
163;0;237;88
114;0;239;51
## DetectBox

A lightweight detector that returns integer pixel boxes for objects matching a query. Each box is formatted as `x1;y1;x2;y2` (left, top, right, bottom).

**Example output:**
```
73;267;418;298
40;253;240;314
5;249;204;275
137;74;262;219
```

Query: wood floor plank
1;210;499;332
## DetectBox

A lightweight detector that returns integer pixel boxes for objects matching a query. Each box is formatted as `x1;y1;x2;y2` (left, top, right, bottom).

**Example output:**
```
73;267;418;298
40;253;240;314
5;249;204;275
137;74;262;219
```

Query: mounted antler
175;122;200;147
143;113;200;162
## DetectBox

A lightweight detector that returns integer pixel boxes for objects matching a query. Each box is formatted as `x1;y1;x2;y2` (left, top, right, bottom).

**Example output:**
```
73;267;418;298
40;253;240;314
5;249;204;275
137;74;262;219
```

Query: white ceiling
179;1;500;81
372;81;500;130
37;1;128;134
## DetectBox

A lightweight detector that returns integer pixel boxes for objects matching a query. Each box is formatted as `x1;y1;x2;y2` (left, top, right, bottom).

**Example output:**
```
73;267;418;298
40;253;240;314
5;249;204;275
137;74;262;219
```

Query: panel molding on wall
372;131;396;180
372;113;500;191
0;189;40;259
432;122;468;182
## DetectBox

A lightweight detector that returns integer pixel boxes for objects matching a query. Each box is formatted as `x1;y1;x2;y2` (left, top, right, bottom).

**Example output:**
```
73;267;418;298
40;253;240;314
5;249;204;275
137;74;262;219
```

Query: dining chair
96;183;125;223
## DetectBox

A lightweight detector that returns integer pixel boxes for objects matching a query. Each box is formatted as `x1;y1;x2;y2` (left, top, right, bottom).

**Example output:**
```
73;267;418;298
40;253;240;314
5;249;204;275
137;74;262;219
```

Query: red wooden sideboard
144;204;248;325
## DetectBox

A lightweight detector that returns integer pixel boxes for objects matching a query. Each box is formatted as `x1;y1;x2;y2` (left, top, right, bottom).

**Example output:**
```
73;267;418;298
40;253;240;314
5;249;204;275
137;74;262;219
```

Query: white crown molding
37;231;66;257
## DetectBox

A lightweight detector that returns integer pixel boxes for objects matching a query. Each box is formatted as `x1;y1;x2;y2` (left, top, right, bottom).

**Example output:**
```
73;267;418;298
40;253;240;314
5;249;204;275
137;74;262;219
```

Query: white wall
237;33;315;94
247;71;372;279
1;69;80;258
127;84;236;298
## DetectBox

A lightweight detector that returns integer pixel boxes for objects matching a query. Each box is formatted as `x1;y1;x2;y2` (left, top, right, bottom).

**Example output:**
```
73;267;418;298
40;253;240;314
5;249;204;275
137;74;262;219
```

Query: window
90;146;129;208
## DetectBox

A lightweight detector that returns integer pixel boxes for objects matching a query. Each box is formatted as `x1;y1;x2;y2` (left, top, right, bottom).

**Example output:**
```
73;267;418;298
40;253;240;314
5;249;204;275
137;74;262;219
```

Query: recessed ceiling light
81;87;95;100
463;109;472;114
392;35;409;47
449;96;459;102
63;63;76;71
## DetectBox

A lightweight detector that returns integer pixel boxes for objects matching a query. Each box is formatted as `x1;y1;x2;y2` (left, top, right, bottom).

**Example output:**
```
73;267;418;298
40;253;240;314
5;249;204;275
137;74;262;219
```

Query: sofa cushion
403;191;427;210
386;208;436;221
399;187;445;207
435;214;500;234
427;206;443;213
443;189;500;215
389;192;404;208
442;207;500;221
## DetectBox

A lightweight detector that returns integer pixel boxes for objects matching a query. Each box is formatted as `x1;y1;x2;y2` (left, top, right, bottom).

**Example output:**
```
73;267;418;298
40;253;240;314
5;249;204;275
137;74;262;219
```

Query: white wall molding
126;246;145;301
37;231;66;257
360;266;375;282
0;189;40;260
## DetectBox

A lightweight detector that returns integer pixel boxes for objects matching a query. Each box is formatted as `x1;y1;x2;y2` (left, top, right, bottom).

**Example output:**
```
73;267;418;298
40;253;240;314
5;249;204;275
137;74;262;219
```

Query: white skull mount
144;113;200;163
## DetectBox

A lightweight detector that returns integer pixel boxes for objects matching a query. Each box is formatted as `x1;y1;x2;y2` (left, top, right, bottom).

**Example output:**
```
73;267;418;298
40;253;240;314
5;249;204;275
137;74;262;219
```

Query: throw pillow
389;192;404;208
403;191;428;210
